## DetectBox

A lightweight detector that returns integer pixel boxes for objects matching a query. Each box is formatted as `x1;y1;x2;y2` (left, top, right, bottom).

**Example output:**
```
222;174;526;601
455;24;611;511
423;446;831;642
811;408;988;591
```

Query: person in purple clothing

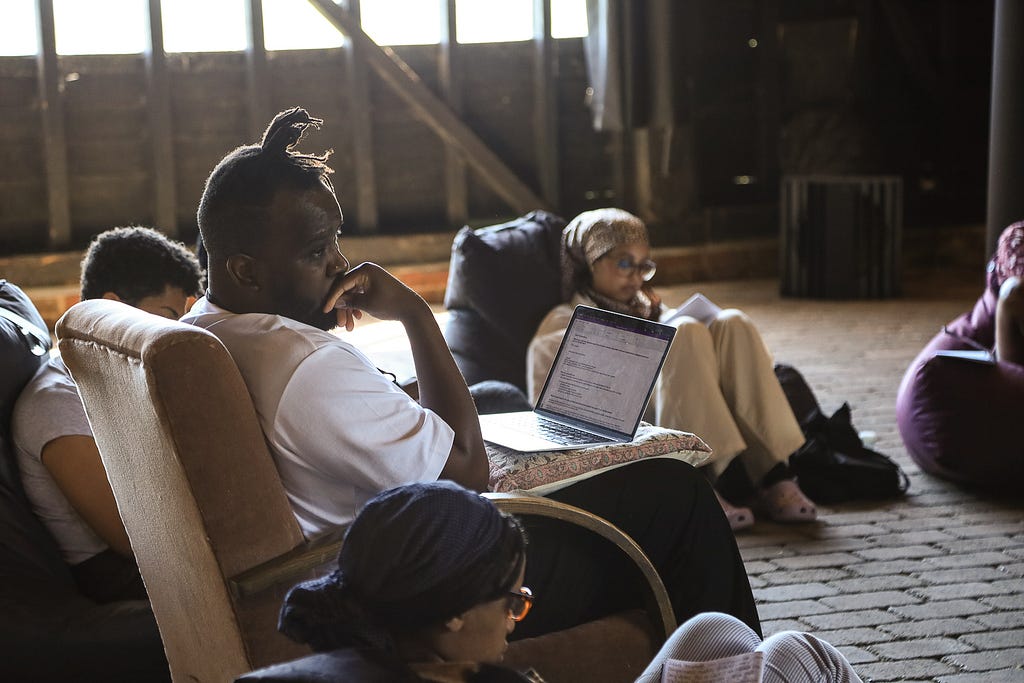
896;221;1024;493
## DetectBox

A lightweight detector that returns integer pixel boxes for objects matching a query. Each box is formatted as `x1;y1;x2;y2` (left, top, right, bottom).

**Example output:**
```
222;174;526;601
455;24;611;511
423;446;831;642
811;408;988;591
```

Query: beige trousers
649;309;805;483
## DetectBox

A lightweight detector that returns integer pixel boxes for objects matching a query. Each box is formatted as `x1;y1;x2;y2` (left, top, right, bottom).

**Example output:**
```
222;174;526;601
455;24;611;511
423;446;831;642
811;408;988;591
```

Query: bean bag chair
896;226;1024;494
443;210;567;391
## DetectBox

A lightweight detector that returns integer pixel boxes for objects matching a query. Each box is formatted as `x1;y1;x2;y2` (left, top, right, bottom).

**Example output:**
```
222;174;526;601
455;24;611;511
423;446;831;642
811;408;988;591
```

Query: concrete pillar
986;0;1024;255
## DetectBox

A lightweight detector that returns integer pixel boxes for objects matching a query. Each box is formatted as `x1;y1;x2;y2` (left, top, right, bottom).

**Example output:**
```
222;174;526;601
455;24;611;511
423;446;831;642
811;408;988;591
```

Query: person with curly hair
12;226;203;602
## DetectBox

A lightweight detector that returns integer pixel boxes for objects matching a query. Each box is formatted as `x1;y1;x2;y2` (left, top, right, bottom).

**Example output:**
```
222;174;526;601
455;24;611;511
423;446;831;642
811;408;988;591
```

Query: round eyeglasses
506;586;534;622
609;256;657;281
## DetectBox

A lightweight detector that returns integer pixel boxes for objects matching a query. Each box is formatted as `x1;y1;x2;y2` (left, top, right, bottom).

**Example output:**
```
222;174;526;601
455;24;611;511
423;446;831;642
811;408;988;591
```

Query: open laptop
479;305;676;452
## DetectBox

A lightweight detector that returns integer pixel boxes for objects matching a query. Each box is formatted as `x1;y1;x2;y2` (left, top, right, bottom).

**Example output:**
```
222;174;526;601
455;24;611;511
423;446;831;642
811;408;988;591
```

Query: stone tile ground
679;273;1024;683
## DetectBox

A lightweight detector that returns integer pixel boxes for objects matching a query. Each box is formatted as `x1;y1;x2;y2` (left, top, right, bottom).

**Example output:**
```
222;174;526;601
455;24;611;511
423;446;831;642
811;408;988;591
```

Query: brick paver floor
672;271;1024;683
354;268;1023;682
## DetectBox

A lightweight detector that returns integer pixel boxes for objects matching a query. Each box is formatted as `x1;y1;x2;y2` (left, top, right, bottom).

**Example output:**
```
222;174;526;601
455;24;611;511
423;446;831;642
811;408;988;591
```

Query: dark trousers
71;548;148;604
512;458;760;640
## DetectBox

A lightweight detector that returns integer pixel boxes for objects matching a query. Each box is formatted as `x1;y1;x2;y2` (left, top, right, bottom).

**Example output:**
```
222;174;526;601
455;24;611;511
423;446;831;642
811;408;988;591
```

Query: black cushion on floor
443;210;566;390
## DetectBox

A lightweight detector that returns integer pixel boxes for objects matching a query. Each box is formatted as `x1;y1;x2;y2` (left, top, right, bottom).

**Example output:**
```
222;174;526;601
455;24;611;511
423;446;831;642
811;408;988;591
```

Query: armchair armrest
483;492;676;639
228;525;349;599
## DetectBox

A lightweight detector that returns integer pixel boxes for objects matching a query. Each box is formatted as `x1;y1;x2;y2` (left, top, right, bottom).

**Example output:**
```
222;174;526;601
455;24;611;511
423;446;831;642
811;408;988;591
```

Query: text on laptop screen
537;307;675;435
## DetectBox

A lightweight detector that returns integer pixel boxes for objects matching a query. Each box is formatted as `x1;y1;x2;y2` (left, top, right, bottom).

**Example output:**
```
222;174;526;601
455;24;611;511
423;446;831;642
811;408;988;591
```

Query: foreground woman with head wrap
527;209;818;531
237;482;862;683
239;481;534;682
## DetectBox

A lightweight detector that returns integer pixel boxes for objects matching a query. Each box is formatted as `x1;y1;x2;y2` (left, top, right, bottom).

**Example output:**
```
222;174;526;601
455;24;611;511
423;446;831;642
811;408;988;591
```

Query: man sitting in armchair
183;106;760;638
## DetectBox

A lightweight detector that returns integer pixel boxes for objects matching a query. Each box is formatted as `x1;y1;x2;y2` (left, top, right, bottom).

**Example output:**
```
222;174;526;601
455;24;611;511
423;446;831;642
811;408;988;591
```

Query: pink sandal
715;490;755;532
756;479;817;523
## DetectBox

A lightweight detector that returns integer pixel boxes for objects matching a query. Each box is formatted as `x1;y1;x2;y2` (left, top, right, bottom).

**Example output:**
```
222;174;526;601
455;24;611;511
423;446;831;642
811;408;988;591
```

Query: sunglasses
607;256;657;281
506;586;534;622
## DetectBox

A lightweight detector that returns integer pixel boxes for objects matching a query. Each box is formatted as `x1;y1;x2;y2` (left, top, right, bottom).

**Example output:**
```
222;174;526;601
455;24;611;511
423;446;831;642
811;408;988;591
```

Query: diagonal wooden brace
307;0;549;214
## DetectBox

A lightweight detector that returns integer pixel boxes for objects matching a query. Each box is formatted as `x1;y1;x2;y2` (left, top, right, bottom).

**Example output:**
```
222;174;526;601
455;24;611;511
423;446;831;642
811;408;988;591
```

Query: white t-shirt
182;297;454;536
12;355;109;565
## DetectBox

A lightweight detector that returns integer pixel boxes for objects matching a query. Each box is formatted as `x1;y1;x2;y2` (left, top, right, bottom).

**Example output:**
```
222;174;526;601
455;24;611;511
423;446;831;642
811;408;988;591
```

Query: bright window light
0;0;38;56
456;0;531;44
551;0;588;39
163;0;247;53
54;0;146;55
264;0;344;51
0;0;587;58
360;0;440;46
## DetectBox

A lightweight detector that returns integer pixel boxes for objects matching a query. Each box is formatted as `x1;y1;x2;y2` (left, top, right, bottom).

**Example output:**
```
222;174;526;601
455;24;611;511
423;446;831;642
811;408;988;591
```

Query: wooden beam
439;0;467;227
244;0;272;141
533;0;560;208
144;0;178;237
306;0;548;213
35;0;71;249
341;0;379;232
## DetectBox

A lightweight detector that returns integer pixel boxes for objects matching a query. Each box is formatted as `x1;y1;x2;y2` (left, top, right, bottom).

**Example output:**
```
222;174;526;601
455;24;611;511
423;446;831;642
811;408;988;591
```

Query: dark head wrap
561;208;659;320
279;482;526;654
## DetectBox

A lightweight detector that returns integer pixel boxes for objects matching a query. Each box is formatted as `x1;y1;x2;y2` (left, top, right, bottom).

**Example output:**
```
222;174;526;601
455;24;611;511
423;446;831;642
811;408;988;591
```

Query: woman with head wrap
527;209;817;531
237;481;534;682
238;481;862;683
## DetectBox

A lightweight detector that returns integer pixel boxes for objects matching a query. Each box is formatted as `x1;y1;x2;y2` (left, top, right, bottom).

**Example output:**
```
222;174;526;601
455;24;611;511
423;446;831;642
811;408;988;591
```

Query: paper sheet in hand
661;651;763;683
933;349;996;365
662;293;722;326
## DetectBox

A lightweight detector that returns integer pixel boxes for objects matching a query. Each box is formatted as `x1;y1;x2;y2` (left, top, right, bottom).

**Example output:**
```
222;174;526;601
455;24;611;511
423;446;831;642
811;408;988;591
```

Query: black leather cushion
443;211;566;390
0;280;68;592
0;279;51;491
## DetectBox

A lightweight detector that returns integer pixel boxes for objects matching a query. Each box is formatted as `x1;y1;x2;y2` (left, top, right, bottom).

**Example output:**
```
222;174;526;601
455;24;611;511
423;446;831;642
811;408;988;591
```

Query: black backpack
774;363;909;504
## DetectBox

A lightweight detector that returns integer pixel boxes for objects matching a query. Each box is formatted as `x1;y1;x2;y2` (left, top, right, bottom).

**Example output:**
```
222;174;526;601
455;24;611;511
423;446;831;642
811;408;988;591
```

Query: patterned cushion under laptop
487;424;712;495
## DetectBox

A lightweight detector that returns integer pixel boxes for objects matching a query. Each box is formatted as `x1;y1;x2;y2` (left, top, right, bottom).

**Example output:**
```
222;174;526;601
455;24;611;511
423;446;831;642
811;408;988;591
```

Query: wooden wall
0;39;621;255
0;0;996;261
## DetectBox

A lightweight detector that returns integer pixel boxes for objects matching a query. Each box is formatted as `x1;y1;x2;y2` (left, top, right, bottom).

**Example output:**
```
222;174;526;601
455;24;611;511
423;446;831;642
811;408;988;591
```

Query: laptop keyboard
508;413;614;447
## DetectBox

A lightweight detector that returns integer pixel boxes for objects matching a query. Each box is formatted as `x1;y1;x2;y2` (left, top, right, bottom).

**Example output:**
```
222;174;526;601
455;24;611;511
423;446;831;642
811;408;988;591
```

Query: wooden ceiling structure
6;1;1002;262
31;0;564;250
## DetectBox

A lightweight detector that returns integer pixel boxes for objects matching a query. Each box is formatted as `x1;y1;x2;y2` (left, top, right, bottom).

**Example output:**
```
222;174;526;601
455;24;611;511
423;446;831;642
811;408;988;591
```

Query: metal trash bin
780;174;902;298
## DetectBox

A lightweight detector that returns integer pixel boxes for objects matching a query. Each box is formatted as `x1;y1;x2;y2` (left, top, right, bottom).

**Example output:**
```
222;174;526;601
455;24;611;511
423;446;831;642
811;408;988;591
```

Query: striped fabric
635;612;863;683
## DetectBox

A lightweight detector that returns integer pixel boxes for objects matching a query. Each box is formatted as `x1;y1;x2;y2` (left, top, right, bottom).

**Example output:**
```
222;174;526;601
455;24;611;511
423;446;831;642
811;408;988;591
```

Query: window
456;0;532;44
54;0;146;55
551;0;588;39
0;1;37;56
360;0;441;46
163;0;247;53
0;0;587;58
263;0;344;51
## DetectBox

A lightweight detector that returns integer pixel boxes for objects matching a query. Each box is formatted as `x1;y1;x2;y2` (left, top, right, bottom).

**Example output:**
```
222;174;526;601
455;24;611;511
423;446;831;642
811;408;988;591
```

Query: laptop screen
536;305;676;438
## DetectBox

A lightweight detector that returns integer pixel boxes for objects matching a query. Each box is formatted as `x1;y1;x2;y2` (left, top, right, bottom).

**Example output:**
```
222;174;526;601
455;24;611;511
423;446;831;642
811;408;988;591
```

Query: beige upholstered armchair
56;299;674;683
